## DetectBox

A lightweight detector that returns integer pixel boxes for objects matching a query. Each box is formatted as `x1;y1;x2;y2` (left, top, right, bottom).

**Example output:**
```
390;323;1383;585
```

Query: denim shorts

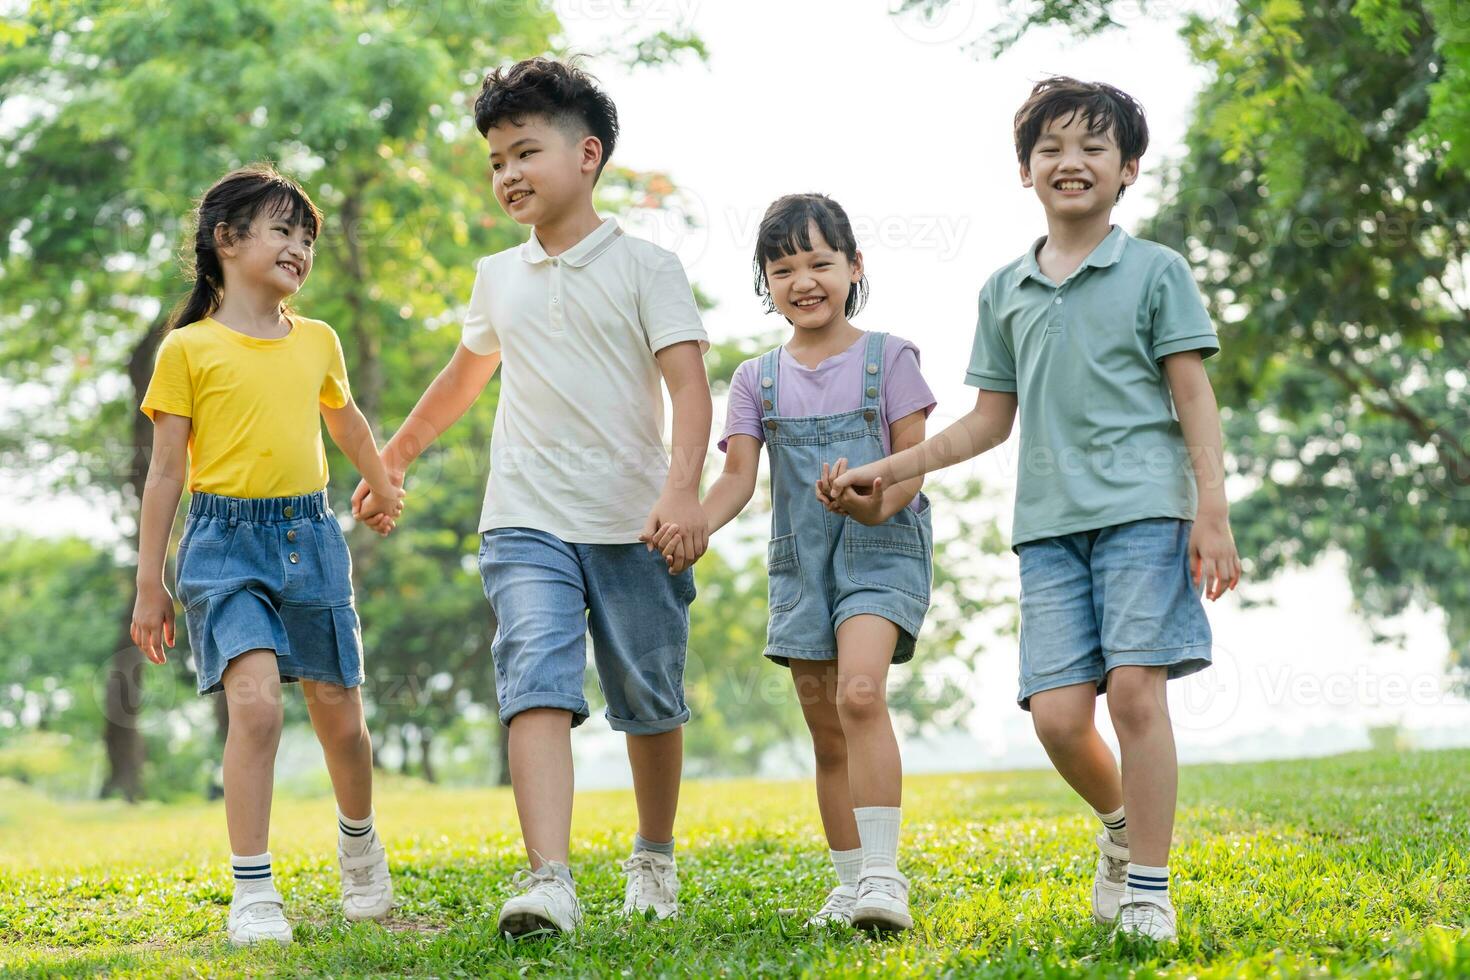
478;527;696;734
177;491;363;695
1015;517;1211;709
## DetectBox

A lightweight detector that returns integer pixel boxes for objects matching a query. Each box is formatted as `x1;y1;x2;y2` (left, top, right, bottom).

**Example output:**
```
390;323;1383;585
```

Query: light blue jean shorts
478;527;696;734
1016;517;1211;709
177;491;363;695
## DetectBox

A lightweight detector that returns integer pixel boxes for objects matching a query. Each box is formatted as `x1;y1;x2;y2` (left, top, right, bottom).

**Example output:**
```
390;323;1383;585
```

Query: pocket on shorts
767;533;802;614
844;521;930;603
176;517;238;608
311;516;355;605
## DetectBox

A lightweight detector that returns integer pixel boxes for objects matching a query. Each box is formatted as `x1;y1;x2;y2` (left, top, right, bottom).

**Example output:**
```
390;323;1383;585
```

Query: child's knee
1031;704;1093;749
229;699;283;745
316;715;368;755
1106;667;1169;731
808;727;847;771
834;677;888;728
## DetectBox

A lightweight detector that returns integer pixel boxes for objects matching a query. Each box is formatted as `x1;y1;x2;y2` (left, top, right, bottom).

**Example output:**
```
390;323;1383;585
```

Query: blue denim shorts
177;491;363;695
1015;517;1211;709
478;527;696;734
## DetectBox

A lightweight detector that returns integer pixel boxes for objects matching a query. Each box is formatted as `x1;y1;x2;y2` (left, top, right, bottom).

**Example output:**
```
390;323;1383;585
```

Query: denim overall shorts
758;331;933;666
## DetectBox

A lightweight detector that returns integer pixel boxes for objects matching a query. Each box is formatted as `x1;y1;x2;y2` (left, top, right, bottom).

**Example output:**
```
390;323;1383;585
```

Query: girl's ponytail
166;164;322;331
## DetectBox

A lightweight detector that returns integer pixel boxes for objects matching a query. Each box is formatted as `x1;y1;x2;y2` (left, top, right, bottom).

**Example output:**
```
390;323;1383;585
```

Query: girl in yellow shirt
132;165;404;945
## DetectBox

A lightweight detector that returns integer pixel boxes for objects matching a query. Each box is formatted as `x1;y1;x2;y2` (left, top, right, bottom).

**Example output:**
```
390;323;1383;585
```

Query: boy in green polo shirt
829;76;1241;942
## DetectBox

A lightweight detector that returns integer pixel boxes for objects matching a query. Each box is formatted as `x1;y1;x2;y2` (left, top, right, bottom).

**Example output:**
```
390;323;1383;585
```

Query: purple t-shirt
720;333;937;456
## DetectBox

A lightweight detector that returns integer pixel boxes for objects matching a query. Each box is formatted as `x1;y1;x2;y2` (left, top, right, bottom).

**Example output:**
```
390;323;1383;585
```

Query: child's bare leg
790;659;859;850
625;727;682;844
1105;666;1175;866
833;615;901;807
221;650;284;856
301;681;372;820
1028;682;1124;813
507;707;574;867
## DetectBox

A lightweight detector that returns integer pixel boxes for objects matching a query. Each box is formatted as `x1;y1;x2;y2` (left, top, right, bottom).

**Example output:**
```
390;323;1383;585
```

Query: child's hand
641;491;708;575
130;580;176;665
821;458;886;526
830;460;882;497
1190;510;1242;600
358;487;405;536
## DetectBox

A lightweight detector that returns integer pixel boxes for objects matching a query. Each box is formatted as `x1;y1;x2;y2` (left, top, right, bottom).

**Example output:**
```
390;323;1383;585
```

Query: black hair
752;193;869;320
168;164;322;330
1014;76;1149;201
474;57;619;179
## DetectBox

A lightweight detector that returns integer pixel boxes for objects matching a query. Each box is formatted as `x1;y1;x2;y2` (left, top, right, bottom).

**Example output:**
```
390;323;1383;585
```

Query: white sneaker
227;888;293;945
851;868;912;932
1091;833;1130;924
339;837;393;922
806;884;858;927
497;863;581;938
1116;895;1178;942
621;850;679;919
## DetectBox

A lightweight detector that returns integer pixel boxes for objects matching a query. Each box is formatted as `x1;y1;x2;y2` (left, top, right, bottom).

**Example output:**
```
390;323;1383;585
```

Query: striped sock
1125;862;1170;903
1096;805;1128;846
231;851;273;894
830;847;863;889
338;809;375;856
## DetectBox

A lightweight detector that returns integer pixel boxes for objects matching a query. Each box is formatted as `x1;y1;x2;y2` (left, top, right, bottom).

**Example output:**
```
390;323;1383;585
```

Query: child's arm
1163;351;1241;599
822;408;928;525
832;388;1018;495
350;343;502;527
131;411;191;665
642;340;712;574
647;433;759;560
322;398;405;529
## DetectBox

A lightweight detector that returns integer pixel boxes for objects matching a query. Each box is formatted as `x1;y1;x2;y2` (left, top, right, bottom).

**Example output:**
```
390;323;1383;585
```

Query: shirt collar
1014;224;1129;286
521;216;623;267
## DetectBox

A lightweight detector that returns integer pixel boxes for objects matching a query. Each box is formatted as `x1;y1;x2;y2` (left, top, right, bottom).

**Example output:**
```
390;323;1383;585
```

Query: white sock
338;808;375;856
1125;862;1170;903
1096;805;1128;847
231;851;274;896
854;806;901;875
830;847;863;889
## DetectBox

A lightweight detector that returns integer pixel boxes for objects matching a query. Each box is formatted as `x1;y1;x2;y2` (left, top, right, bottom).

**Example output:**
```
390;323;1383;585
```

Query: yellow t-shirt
141;315;351;498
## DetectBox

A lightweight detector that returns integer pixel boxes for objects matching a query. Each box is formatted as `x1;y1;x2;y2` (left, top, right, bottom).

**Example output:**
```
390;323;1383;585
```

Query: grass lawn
2;748;1468;977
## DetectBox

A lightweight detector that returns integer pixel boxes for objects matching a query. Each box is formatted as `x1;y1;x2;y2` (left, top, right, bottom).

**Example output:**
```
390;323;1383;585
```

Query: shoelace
346;863;377;888
240;901;284;923
621;854;677;906
1096;835;1129;883
861;875;906;901
815;889;856;918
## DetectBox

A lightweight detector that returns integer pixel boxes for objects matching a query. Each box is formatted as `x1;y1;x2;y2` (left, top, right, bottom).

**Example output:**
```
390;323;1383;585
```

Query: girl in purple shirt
655;193;936;931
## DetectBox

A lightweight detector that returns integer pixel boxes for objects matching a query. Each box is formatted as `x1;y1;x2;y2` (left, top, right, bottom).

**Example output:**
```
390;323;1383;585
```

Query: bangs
754;198;852;268
256;185;322;237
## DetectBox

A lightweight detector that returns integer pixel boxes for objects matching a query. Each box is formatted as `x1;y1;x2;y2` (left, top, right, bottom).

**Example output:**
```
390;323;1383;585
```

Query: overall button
762;399;773;410
761;377;773;389
866;386;878;398
764;419;778;431
283;505;294;518
286;529;297;542
863;410;877;422
866;363;878;375
289;552;300;564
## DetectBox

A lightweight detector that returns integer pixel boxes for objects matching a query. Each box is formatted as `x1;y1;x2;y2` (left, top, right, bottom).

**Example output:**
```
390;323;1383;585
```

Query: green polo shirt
966;226;1219;548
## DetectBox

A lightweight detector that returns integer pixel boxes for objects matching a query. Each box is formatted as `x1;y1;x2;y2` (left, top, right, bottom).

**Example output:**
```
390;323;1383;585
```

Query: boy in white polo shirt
354;57;711;936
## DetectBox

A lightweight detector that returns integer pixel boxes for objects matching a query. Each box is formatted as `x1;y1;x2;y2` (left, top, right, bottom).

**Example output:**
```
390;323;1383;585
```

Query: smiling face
1021;111;1138;218
486;114;601;227
217;206;315;298
762;223;864;332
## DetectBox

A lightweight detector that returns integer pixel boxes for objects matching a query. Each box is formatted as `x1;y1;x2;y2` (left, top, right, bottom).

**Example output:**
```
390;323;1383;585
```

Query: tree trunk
419;727;436;783
100;312;170;801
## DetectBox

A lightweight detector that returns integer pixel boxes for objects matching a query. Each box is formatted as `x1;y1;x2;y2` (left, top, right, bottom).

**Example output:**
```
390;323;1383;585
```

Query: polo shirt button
550;258;559;266
289;552;300;564
866;386;878;398
1054;296;1062;305
764;419;778;431
286;529;297;542
283;505;294;518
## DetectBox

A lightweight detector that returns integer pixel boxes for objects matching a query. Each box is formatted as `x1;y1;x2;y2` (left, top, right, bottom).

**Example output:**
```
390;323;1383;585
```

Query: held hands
351;466;406;536
1190;510;1242;600
639;490;709;575
817;458;886;526
131;580;176;665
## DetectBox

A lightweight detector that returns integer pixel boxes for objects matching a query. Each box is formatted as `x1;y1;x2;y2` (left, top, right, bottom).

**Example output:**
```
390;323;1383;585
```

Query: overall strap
860;331;888;416
757;347;782;421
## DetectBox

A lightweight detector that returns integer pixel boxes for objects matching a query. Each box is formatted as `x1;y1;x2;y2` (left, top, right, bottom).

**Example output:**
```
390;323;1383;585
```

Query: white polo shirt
461;217;708;543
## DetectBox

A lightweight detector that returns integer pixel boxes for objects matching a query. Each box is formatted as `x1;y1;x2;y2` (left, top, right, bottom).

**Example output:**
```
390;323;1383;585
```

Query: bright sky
8;0;1466;780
